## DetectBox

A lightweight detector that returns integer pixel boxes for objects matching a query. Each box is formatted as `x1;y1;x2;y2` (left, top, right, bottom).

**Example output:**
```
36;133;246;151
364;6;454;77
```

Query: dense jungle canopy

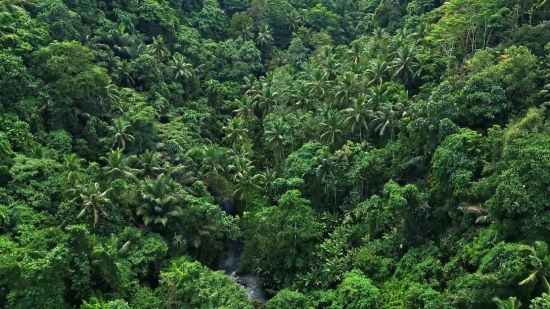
2;0;550;308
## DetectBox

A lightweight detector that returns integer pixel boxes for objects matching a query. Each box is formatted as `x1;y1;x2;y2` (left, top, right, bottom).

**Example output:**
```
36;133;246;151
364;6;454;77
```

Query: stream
216;202;267;305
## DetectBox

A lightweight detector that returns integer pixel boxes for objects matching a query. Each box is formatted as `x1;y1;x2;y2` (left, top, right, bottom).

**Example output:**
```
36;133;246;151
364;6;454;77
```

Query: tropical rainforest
2;0;550;308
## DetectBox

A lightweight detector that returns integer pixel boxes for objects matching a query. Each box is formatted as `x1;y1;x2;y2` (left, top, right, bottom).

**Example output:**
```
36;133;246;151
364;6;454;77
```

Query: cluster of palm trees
236;23;274;48
65;120;192;227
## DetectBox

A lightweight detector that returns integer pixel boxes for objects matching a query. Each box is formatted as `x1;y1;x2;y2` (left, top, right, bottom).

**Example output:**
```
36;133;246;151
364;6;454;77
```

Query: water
216;241;267;305
217;202;267;305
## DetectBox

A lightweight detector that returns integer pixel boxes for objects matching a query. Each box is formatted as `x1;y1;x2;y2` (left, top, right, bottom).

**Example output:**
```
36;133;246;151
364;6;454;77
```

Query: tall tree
137;174;184;227
110;118;135;150
147;35;169;61
77;182;112;225
343;94;372;142
519;241;550;294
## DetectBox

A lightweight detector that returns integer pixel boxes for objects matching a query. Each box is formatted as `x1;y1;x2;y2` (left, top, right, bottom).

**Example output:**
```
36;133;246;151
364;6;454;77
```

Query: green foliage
2;0;550;307
266;289;309;308
159;257;253;309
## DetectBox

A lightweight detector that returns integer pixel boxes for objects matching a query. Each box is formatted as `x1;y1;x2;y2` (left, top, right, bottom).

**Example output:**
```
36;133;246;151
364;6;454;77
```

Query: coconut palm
307;67;329;96
222;118;249;145
98;82;121;108
323;57;340;81
335;72;356;108
242;73;259;96
366;56;390;86
233;96;258;128
255;24;274;47
102;23;135;54
227;143;253;162
101;149;138;183
392;45;419;85
63;154;86;183
77;182;112;225
320;112;344;147
319;45;334;62
236;24;254;41
288;10;302;31
492;297;521;309
124;43;146;59
171;53;194;81
147;35;169;61
90;234;130;289
257;86;279;117
137;150;166;178
110;118;135;150
137;174;184;227
259;168;278;202
228;156;255;181
343;94;372;142
367;84;390;111
348;40;365;64
116;60;134;87
197;145;225;177
519;241;550;294
233;170;262;203
264;118;286;164
293;83;312;112
370;103;405;142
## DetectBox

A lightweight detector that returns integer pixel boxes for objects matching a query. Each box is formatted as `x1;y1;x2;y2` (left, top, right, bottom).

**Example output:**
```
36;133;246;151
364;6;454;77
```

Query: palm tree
116;60;134;87
343;94;372;142
63;154;86;183
392;45;419;85
348;40;365;64
90;234;130;289
147;35;169;61
228;156;255;181
492;297;521;309
255;24;274;48
259;168;278;203
394;27;415;48
242;73;259;96
367;84;390;111
77;182;112;225
98;82;121;108
233;170;262;204
105;23;135;54
30;145;54;159
110;118;135;150
519;241;550;294
320;112;344;147
137;174;184;227
370;103;405;142
137;150;166;178
293;83;312;112
307;67;329;96
197;145;225;178
319;45;334;62
335;72;356;108
222;118;249;145
171;53;194;81
257;86;279;117
227;143;253;162
316;150;336;199
233;96;258;128
124;43;146;59
323;57;340;81
264;118;286;165
288;10;302;31
101;149;138;183
236;24;254;41
366;56;389;86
